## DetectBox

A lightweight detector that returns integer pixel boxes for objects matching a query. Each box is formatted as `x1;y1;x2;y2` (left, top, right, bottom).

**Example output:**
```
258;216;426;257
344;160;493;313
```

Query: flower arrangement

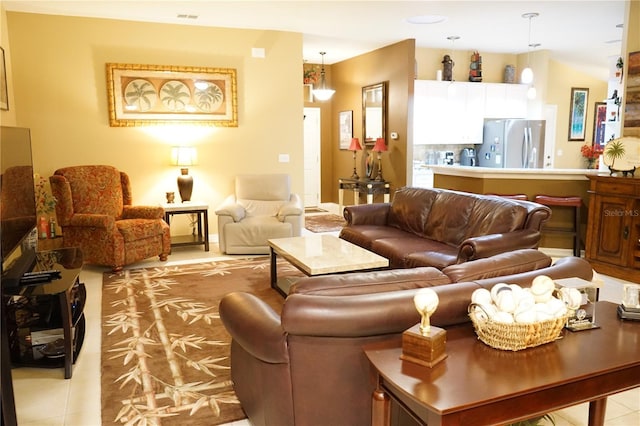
580;144;603;159
303;64;319;85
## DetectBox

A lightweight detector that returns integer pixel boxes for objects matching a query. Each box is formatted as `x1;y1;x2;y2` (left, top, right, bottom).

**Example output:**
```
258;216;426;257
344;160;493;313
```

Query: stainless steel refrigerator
477;119;546;168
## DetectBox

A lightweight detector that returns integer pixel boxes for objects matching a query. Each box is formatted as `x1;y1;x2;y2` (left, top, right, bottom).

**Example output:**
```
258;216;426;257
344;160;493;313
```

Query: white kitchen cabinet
414;80;528;145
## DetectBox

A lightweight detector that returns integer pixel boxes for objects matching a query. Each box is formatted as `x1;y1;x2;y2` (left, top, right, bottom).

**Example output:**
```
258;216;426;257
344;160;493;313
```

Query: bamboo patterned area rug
101;257;298;425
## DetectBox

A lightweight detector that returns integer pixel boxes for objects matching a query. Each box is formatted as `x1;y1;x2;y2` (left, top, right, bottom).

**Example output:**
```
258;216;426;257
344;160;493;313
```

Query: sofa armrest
219;292;289;364
457;229;541;262
215;195;246;222
343;203;391;226
277;193;303;220
122;205;165;219
67;213;116;230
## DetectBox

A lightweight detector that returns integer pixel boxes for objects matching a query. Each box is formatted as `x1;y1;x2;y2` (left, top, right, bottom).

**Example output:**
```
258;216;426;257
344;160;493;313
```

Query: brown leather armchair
49;165;170;272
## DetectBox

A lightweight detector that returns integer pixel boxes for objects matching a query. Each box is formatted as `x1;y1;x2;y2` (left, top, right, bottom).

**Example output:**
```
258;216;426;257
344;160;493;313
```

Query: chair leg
574;205;581;257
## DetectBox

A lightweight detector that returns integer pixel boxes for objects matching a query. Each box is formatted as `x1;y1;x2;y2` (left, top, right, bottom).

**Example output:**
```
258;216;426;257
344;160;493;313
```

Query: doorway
303;107;321;208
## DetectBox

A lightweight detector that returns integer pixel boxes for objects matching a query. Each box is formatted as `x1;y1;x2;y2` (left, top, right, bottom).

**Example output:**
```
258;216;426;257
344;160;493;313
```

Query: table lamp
171;146;197;202
372;137;388;181
349;137;362;179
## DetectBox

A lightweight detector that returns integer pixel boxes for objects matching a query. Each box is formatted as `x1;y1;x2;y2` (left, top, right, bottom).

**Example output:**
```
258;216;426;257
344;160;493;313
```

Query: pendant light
312;52;335;101
446;36;459;96
521;12;539;84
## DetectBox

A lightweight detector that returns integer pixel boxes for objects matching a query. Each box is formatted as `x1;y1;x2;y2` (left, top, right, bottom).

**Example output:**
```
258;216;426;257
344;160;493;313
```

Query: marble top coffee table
268;235;389;296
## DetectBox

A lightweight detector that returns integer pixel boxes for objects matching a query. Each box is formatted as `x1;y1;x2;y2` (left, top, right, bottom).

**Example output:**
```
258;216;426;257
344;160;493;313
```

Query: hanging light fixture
521;12;539;84
312;51;335;101
446;36;459;95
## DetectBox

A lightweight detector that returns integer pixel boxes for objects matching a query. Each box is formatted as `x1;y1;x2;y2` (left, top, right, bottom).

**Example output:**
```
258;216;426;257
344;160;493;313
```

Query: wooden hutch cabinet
586;175;640;282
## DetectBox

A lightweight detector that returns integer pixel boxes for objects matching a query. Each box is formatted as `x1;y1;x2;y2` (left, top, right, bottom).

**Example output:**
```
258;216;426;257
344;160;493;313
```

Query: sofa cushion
224;216;292;248
403;249;459;269
339;225;407;250
423;191;476;246
442;248;552;283
387;187;439;235
289;267;451;296
464;197;528;238
371;237;457;268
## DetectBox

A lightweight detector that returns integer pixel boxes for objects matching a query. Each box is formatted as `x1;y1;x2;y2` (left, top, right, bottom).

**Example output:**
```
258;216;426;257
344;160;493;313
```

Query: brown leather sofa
339;187;551;269
219;254;593;426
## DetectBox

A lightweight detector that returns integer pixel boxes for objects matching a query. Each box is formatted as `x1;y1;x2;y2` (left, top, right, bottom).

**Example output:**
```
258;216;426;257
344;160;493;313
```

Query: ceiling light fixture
406;15;447;25
521;12;539;85
446;36;459;95
312;52;335;101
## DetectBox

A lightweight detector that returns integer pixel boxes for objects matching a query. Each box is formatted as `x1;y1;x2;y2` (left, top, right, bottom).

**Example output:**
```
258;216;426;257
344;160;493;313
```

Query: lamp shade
171;146;197;166
372;137;387;152
349;138;362;151
521;67;534;84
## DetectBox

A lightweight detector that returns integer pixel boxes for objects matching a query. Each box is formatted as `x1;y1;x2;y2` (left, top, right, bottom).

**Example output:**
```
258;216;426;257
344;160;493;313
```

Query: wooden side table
161;202;210;251
338;178;390;212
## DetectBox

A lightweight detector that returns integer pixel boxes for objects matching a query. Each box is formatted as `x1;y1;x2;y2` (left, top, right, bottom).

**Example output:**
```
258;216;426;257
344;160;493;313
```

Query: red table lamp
349;137;362;179
372;137;388;181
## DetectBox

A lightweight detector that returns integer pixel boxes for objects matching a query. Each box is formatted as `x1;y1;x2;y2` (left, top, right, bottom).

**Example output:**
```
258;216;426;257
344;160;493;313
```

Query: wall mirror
362;82;387;145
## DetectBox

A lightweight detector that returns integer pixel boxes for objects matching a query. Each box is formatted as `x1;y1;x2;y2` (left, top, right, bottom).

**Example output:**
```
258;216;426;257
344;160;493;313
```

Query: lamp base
351;168;359;180
177;168;193;202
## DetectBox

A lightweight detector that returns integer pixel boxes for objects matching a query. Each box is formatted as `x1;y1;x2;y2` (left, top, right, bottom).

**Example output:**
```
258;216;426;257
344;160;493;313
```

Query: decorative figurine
400;288;448;367
442;54;454;81
166;192;175;203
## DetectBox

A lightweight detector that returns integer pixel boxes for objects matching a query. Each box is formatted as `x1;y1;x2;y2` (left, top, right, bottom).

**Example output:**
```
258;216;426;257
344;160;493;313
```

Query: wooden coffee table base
366;302;640;426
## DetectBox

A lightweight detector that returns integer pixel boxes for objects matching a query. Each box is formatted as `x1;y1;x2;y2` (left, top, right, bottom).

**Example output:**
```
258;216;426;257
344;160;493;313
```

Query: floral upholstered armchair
49;165;170;272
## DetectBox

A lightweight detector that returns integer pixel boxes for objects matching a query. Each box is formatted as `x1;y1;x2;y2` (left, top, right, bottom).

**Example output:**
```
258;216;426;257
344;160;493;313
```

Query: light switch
390;132;399;140
278;154;290;163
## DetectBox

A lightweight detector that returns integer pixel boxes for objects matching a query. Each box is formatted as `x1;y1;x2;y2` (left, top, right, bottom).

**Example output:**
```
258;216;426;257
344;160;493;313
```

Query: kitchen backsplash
414;144;477;165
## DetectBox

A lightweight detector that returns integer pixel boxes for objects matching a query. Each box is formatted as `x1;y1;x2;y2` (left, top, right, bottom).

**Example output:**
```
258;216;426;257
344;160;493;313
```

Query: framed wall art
624;50;640;130
106;63;237;127
339;110;353;149
592;102;607;148
568;87;589;141
0;47;8;111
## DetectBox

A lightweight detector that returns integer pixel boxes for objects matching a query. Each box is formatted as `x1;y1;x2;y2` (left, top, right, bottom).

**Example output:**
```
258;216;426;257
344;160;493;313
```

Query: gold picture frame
106;63;238;127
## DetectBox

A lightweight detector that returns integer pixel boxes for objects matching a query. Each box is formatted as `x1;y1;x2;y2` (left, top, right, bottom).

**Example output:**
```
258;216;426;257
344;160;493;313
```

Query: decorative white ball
413;288;439;315
493;311;515;324
471;288;492;305
514;307;537;324
490;283;511;304
559;287;582;310
496;291;517;313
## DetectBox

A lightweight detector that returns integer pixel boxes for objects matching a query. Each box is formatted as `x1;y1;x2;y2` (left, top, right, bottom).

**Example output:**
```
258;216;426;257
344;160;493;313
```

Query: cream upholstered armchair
49;165;171;272
215;174;303;254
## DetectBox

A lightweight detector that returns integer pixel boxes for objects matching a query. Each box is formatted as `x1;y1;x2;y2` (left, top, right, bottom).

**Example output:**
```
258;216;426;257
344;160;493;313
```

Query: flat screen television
1;126;37;286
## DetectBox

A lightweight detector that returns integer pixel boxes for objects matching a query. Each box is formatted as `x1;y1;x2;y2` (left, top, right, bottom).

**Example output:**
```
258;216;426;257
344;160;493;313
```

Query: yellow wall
0;6;16;126
546;60;608;168
329;40;415;200
4;12;303;234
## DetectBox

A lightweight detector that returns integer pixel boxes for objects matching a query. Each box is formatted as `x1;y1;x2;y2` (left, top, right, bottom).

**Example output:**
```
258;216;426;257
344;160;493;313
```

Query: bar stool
486;193;528;201
534;195;583;257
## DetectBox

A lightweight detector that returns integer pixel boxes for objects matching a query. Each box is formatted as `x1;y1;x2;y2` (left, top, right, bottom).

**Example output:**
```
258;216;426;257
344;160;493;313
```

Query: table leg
59;290;73;379
372;384;391;426
203;210;210;251
339;186;344;212
354;189;359;205
384;192;390;203
270;247;278;290
588;398;607;426
366;183;374;204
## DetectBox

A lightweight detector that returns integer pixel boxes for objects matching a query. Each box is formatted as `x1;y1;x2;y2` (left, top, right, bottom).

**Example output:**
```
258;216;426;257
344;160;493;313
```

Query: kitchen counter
428;165;604;181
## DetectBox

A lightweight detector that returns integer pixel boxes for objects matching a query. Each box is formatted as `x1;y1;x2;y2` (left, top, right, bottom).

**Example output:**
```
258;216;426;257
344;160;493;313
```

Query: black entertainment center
1;126;86;426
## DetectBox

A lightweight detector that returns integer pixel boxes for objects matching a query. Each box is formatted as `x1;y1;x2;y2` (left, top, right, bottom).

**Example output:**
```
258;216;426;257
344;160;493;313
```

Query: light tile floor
8;205;640;425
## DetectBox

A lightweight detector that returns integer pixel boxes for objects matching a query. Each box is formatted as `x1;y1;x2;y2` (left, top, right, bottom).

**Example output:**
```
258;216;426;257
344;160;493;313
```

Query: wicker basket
468;303;569;351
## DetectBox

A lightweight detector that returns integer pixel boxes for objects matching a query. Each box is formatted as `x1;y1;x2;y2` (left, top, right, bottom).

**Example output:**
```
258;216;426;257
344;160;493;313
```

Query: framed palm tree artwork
106;63;237;127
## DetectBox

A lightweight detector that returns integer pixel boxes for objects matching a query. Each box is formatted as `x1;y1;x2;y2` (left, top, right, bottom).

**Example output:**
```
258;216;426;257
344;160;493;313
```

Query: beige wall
4;11;303;235
0;6;16;126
